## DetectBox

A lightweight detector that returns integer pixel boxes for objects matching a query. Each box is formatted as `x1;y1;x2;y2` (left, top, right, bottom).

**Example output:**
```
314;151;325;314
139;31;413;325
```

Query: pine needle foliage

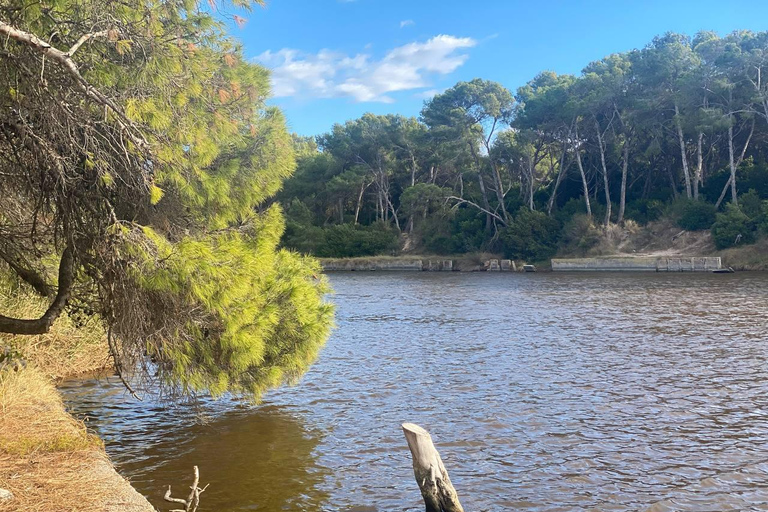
0;0;333;399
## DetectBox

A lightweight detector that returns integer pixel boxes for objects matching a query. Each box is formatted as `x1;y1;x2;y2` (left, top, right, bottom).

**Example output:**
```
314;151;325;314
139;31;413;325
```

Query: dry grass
0;277;153;511
0;369;154;512
0;368;100;456
0;279;111;379
718;237;768;270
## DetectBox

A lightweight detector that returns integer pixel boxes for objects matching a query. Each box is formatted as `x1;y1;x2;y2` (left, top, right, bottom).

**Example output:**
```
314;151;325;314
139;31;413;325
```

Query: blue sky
224;0;768;136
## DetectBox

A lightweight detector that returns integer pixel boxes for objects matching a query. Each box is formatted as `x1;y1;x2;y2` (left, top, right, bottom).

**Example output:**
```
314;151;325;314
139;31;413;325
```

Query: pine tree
0;0;333;398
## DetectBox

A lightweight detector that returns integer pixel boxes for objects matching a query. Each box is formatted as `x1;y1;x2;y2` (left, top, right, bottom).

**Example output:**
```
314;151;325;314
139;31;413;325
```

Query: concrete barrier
321;258;423;271
551;256;721;272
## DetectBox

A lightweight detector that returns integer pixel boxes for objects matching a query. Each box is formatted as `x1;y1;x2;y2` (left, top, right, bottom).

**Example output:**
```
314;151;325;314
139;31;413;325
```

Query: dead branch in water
164;466;208;512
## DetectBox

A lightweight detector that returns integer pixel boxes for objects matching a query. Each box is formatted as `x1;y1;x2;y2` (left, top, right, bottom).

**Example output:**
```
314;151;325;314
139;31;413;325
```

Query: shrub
711;204;757;249
319;223;398;257
739;189;763;219
678;200;717;231
499;208;560;261
561;214;602;253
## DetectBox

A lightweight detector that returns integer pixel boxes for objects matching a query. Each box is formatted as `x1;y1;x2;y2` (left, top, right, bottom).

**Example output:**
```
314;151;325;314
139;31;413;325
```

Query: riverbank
319;253;520;272
320;220;768;273
0;283;155;512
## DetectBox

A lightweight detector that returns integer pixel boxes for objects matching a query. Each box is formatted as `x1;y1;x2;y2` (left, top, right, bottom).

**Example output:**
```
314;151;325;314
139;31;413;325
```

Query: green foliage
421;210;486;255
711;204;757;249
499;208;561;261
739;189;763;219
677;200;717;230
0;0;333;400
321;223;399;258
282;217;398;258
561;214;602;253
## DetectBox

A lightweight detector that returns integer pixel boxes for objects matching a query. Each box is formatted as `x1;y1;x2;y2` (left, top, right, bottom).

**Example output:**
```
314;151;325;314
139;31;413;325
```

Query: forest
279;31;768;261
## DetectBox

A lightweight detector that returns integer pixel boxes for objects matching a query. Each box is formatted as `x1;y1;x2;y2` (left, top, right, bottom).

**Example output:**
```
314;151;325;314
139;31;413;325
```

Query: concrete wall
321;258;424;271
551;257;722;272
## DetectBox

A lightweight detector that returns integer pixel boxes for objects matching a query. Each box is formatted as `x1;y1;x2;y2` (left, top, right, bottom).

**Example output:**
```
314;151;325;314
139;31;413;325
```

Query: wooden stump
402;423;464;512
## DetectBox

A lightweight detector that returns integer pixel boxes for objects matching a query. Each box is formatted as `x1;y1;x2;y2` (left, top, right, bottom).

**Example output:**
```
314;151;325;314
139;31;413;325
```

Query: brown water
61;272;768;511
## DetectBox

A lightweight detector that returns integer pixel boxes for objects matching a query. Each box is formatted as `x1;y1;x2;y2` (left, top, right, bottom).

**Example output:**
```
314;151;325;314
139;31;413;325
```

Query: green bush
499;208;560;261
561;214;602;253
739;189;763;219
677;200;717;231
711;204;757;249
319;223;398;257
421;209;486;255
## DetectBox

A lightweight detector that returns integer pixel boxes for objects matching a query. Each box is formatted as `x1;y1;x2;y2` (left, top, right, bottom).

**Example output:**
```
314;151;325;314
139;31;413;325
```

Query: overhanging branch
0;246;74;335
0;20;147;149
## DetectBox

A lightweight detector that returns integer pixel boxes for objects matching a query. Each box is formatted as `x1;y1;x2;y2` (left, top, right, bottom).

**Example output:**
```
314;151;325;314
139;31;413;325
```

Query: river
61;272;768;511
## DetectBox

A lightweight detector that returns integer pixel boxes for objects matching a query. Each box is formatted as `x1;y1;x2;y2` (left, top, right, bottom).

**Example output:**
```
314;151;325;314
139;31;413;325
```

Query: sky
224;0;768;136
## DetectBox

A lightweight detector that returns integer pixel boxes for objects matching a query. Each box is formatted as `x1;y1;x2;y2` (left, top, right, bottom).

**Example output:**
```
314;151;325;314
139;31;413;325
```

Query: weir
551;256;722;272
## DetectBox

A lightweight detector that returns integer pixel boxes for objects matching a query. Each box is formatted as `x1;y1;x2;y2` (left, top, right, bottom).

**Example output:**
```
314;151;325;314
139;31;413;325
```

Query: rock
0;488;13;502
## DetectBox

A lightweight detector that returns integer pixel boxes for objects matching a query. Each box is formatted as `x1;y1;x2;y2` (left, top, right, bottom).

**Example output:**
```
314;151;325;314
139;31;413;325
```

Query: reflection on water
62;272;768;511
60;380;328;510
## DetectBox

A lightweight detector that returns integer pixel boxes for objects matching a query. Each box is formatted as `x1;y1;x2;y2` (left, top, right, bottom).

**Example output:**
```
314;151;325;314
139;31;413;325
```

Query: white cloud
255;35;476;103
415;88;444;99
400;19;415;28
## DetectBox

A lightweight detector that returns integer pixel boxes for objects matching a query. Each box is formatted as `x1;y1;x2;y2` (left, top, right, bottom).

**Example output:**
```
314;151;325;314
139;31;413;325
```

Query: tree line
279;31;768;259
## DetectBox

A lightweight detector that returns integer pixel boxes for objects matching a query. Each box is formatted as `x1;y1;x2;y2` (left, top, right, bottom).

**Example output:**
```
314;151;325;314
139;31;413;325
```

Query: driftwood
402;423;464;512
164;466;208;512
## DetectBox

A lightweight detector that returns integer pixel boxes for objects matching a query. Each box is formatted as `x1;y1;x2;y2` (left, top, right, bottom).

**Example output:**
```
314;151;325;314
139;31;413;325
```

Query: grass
718;237;768;270
0;274;153;511
0;277;110;379
0;368;101;455
0;368;153;512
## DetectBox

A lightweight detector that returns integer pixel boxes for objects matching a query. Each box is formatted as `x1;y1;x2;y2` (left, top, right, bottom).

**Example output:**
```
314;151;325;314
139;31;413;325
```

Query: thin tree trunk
354;182;366;225
547;141;570;216
573;126;592;218
668;167;679;200
469;142;493;231
674;102;692;199
595;119;612;226
694;131;703;200
728;123;738;206
617;140;629;224
716;117;755;208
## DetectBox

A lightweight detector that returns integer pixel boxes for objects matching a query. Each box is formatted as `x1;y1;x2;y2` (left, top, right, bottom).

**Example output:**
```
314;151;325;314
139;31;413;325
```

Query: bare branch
0;20;147;148
67;30;109;56
164;466;206;512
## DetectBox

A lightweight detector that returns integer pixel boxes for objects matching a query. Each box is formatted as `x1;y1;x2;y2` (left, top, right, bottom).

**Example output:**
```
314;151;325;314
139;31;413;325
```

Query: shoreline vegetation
278;31;768;271
318;219;768;272
0;283;154;512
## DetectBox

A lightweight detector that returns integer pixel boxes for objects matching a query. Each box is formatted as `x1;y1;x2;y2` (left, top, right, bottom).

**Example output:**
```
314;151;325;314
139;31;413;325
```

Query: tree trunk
469;142;493;231
595;120;611;226
674;102;693;199
694;131;703;200
0;246;74;335
716;117;754;208
354;182;366;225
402;423;464;512
617;140;629;224
728;123;738;206
573;126;592;218
547;141;570;216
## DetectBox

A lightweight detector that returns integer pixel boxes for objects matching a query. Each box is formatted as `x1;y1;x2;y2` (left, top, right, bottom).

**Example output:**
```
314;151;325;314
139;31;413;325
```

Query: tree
0;0;333;398
421;79;515;230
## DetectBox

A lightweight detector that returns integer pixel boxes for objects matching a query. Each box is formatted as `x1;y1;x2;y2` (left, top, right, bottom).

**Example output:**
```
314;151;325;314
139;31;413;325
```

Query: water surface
61;272;768;511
